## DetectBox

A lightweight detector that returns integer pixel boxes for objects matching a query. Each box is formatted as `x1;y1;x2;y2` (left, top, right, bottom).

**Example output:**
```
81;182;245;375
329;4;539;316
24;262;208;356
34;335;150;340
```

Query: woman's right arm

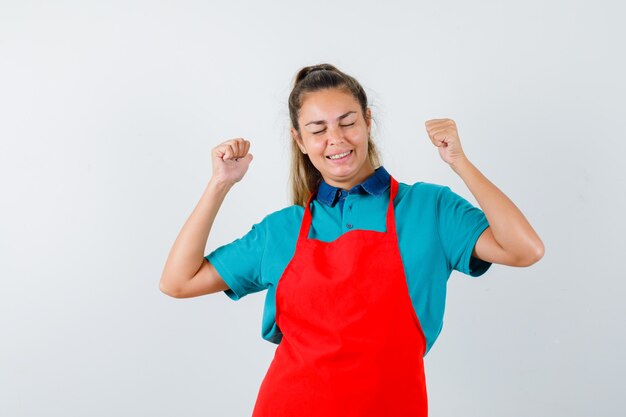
159;138;253;298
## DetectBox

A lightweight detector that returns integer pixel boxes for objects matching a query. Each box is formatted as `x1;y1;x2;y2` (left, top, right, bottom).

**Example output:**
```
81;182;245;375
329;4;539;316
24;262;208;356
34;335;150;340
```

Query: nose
327;125;345;145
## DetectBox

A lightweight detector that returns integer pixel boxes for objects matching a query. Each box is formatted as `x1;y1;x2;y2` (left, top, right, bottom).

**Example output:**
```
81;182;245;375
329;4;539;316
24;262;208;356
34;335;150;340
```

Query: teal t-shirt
206;166;492;356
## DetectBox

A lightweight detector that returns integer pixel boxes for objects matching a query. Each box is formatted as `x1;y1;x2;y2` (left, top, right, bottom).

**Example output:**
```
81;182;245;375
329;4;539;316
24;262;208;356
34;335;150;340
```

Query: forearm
450;157;544;261
160;178;233;289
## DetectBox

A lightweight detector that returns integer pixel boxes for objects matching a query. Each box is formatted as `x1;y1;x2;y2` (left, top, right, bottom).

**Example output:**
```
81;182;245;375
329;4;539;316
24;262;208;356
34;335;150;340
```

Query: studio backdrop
1;1;624;416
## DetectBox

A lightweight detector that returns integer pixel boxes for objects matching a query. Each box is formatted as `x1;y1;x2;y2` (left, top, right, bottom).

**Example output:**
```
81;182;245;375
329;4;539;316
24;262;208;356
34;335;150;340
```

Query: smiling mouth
326;150;353;160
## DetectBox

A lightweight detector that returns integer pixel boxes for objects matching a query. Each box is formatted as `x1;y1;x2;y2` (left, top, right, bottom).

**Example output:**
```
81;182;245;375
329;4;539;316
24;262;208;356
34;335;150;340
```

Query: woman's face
292;88;374;190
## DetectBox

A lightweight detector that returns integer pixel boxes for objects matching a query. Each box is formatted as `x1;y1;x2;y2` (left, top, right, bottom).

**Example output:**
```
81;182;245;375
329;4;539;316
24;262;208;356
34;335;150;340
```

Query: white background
1;0;624;416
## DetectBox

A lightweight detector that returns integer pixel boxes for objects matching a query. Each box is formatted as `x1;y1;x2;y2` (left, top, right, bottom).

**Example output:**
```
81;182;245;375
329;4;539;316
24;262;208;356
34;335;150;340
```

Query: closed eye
312;123;355;135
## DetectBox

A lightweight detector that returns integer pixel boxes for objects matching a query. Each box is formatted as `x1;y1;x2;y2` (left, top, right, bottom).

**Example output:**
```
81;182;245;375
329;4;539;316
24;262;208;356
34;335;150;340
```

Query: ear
365;108;372;133
291;127;307;154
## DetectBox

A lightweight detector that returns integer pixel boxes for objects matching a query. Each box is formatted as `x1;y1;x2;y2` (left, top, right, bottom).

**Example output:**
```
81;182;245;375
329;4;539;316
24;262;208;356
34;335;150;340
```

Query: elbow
159;278;184;298
517;241;545;267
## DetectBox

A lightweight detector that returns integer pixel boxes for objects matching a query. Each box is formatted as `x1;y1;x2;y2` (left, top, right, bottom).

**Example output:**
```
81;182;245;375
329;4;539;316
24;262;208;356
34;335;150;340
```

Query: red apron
251;176;428;417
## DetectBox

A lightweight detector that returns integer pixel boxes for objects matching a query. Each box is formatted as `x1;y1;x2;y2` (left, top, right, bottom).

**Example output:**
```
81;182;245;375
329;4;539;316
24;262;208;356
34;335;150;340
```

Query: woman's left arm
425;118;545;267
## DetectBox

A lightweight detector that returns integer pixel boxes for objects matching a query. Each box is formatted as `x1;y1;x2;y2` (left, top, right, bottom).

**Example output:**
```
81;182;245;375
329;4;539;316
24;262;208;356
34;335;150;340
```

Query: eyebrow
304;111;357;127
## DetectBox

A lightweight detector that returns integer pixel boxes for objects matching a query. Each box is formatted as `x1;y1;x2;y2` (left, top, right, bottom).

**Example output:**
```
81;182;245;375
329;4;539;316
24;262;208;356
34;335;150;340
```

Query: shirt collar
316;166;391;207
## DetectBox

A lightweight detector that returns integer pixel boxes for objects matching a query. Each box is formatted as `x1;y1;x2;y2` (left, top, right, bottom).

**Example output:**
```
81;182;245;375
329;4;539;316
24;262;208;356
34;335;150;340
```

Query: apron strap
297;192;316;243
386;176;399;235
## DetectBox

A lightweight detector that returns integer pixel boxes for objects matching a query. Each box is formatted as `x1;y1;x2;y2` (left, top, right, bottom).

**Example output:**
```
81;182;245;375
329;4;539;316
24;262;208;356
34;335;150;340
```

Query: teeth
328;150;351;160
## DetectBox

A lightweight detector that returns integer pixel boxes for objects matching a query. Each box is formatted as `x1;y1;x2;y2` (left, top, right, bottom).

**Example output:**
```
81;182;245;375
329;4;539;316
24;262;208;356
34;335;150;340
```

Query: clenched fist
211;138;253;185
424;118;468;166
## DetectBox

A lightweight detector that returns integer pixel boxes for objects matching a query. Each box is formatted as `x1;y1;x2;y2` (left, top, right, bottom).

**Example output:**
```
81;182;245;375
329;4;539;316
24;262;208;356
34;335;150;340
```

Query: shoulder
264;204;304;221
394;180;449;207
258;204;304;231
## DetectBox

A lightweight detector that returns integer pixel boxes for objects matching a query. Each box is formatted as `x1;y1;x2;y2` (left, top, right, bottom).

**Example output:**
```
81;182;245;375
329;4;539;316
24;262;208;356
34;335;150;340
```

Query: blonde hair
288;64;382;206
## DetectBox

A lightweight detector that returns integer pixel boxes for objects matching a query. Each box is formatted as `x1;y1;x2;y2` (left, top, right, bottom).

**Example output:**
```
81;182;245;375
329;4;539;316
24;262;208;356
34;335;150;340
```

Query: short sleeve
436;186;492;277
205;220;268;300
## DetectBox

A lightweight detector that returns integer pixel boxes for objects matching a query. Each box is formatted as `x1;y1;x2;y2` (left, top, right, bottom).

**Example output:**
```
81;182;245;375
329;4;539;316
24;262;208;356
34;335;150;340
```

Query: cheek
307;139;326;154
349;131;369;146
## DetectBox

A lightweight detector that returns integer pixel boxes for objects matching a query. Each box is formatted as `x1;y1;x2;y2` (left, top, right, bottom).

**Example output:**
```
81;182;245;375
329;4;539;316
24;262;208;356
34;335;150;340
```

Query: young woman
160;63;544;416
